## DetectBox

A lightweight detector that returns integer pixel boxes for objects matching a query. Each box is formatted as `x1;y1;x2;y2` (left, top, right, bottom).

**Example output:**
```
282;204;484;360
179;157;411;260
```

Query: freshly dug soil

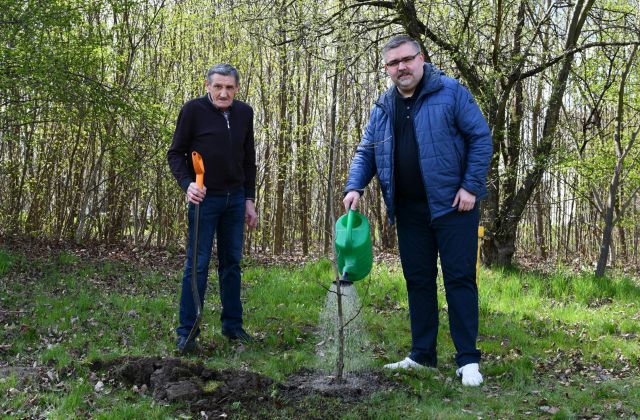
94;356;395;418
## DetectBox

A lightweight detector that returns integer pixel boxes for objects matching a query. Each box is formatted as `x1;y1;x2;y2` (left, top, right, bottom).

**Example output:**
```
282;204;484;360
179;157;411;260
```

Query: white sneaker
456;363;483;386
384;357;425;370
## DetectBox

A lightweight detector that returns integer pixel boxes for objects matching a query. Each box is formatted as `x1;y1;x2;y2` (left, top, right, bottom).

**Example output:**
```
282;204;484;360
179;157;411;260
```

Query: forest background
1;0;639;277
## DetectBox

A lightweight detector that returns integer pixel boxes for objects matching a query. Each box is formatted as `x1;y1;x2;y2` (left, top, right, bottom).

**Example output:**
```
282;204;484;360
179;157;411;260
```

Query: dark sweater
167;95;256;199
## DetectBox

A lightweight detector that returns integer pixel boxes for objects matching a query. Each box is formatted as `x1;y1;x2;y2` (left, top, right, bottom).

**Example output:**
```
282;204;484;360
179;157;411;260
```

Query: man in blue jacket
343;35;492;386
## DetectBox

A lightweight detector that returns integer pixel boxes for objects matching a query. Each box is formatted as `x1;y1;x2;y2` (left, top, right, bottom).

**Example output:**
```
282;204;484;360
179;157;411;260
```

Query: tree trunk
485;0;596;266
614;201;628;261
531;69;547;259
595;45;638;277
273;22;289;255
335;279;345;383
299;55;313;255
323;61;340;255
258;54;273;253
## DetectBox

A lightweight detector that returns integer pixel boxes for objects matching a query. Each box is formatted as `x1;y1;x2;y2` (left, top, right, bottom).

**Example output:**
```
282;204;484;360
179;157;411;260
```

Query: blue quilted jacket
345;64;493;224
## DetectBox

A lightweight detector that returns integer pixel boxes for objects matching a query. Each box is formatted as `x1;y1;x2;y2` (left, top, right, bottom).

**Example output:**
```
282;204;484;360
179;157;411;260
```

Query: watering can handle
192;151;205;188
346;209;355;248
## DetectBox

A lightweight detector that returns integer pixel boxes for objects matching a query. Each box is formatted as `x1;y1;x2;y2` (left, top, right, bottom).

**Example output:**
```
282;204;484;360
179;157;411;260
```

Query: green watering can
335;210;373;282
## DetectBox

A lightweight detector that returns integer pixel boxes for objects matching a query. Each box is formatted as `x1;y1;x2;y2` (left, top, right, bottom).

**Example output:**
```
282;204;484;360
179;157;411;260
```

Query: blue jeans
177;190;246;338
395;198;481;367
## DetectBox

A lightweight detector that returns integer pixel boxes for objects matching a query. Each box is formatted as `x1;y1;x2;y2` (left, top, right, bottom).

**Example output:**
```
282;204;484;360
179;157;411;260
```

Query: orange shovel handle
192;151;205;188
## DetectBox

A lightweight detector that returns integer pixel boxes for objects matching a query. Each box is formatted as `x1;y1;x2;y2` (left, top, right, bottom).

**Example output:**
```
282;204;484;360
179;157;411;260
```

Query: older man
343;35;492;386
168;64;258;352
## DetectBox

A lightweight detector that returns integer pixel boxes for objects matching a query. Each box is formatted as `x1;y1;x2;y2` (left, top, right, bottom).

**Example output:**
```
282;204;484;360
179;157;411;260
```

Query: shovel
184;151;205;350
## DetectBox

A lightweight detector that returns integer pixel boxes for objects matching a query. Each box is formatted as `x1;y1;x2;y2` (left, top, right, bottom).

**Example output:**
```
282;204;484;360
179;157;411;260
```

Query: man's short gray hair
207;64;240;85
382;35;421;56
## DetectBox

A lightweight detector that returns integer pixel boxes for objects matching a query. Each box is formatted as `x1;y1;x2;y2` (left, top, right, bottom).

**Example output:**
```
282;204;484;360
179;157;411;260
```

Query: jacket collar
202;94;235;112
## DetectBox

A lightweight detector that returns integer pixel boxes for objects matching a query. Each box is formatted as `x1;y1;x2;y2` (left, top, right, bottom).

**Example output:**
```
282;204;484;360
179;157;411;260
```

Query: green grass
0;250;13;275
0;246;638;418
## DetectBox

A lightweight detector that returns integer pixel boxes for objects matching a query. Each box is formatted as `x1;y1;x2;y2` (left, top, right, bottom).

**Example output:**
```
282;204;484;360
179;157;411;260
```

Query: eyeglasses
384;52;421;69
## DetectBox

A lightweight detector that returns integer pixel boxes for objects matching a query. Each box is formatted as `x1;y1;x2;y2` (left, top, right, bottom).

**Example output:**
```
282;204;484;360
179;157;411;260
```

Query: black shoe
176;336;197;354
222;328;254;343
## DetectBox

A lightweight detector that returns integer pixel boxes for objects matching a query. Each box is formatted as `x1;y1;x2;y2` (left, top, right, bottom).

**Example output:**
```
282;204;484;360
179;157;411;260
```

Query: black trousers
395;198;481;367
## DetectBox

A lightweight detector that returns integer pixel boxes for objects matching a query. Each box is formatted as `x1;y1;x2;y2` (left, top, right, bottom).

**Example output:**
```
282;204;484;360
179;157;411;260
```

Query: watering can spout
335;210;372;282
333;272;353;287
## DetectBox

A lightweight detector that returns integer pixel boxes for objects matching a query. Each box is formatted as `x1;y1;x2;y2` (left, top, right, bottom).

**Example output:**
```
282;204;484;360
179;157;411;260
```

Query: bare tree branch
514;41;640;83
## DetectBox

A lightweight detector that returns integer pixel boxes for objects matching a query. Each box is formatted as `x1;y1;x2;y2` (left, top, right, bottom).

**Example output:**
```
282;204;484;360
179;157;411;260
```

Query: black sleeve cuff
180;178;192;192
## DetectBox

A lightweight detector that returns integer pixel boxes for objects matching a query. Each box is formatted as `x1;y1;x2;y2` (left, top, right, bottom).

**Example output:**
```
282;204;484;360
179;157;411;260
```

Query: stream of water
315;282;372;374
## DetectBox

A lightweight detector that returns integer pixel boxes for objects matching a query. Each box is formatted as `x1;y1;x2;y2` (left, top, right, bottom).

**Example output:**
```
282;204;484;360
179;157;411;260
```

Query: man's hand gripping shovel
183;151;204;353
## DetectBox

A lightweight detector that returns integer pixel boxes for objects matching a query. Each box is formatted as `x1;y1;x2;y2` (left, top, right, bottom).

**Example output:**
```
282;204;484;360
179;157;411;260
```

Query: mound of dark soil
94;356;396;417
95;357;272;413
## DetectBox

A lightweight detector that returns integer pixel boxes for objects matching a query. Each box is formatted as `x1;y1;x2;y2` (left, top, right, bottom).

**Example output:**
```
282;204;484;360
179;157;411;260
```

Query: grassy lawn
1;245;639;418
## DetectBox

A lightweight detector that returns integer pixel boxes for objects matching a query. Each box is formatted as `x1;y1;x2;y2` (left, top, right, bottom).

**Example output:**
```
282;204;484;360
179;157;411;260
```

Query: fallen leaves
94;381;104;392
535;348;636;384
539;405;560;414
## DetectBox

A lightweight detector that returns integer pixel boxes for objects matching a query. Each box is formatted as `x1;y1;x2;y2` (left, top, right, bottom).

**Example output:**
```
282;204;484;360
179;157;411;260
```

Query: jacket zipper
223;111;232;185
